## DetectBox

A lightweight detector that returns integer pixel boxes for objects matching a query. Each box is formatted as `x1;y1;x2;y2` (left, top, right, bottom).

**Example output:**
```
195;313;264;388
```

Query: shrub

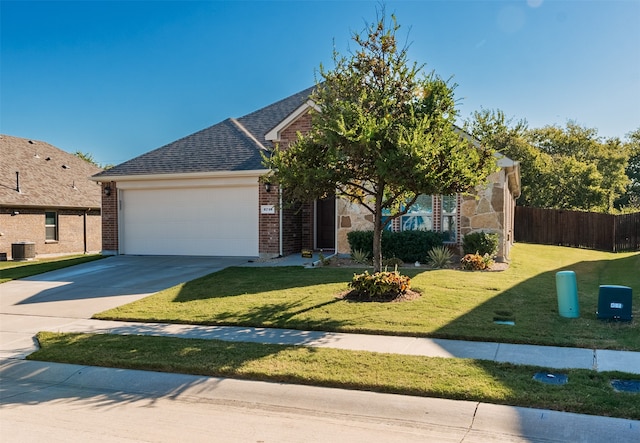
460;253;494;271
349;270;411;301
427;246;453;269
347;230;373;256
350;249;370;265
462;231;499;257
347;229;445;263
383;257;404;268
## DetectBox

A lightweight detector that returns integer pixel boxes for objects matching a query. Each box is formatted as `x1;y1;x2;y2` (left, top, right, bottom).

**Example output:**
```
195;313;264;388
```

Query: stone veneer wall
337;169;515;262
337;199;374;254
460;169;514;262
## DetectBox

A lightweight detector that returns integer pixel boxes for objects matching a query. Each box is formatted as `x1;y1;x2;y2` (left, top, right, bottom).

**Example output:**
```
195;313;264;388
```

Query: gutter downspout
279;186;283;257
83;210;88;254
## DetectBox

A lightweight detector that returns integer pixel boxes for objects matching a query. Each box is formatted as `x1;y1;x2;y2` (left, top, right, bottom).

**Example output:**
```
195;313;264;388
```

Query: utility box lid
597;285;633;321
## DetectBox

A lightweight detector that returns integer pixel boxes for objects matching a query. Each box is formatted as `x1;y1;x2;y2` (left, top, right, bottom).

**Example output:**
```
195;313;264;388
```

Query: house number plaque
261;205;276;214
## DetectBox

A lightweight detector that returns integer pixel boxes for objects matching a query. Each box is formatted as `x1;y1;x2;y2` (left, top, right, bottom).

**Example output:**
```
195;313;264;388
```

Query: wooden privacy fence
515;207;640;252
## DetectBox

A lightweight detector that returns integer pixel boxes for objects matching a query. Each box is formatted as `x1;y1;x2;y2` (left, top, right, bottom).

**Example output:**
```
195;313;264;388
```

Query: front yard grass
95;244;640;351
29;331;640;420
0;254;104;284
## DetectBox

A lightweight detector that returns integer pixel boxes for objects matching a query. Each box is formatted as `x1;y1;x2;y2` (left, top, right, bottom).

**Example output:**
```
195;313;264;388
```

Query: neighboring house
0;135;102;260
92;87;520;261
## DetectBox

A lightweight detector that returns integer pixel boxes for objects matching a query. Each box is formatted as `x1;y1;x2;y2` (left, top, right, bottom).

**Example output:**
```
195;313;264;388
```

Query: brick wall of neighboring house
101;181;118;253
0;207;101;259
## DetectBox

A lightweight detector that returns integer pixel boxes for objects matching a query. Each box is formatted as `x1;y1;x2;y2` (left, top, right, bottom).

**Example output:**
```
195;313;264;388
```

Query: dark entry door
316;195;336;250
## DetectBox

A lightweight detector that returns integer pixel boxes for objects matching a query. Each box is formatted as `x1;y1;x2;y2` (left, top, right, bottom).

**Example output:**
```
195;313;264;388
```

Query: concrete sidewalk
2;313;639;374
2;358;639;443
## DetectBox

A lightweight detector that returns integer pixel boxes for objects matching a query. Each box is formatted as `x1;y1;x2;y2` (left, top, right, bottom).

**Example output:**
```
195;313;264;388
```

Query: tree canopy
74;151;113;170
74;151;99;167
266;13;496;272
465;109;636;213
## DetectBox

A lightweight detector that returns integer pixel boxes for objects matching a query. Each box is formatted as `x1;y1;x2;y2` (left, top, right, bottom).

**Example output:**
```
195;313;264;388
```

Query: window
45;211;58;241
441;195;457;242
401;194;433;231
381;194;459;242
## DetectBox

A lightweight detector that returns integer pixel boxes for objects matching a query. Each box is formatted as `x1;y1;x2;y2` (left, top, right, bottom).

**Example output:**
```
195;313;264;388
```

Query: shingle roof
94;85;316;179
0;135;102;209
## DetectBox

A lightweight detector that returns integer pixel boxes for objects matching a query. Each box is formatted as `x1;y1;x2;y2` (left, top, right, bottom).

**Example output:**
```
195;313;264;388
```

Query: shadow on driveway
1;255;250;317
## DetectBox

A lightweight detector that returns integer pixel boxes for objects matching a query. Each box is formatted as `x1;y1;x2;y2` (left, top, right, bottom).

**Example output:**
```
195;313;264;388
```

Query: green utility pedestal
556;271;580;318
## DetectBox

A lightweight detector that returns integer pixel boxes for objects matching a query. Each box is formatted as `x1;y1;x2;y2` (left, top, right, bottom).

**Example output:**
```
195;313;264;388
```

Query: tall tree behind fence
515;207;640;252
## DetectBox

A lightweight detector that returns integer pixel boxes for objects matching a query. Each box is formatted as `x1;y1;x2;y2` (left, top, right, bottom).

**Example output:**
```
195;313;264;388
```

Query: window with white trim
401;194;433;231
45;211;58;241
382;194;459;242
441;195;457;242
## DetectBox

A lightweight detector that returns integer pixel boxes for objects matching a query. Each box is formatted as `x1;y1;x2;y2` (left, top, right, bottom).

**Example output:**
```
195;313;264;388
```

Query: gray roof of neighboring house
93;86;316;179
0;135;102;209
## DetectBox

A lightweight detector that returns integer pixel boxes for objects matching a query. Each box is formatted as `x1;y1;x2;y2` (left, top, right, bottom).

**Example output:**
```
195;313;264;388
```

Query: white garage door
121;186;258;256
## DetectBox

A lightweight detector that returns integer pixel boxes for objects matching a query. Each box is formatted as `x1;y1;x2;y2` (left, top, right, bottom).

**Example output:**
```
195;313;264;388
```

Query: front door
316;195;336;250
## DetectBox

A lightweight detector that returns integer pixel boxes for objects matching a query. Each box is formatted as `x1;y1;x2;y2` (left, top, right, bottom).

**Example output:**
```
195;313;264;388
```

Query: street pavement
1;254;639;442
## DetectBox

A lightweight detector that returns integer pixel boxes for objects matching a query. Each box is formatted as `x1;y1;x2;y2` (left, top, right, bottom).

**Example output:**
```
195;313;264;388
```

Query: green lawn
95;244;640;351
29;331;640;420
0;254;104;283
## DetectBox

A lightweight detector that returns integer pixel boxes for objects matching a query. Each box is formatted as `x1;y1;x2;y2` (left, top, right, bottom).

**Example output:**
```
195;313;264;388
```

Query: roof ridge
229;118;268;151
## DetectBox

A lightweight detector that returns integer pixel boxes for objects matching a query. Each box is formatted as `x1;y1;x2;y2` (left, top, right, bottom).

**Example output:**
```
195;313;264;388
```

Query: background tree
74;151;113;170
528;123;628;212
614;127;640;210
267;13;496;272
74;151;99;167
465;111;631;213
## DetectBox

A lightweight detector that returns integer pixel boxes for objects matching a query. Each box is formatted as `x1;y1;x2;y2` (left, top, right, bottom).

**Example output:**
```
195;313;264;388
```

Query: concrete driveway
0;255;249;358
1;255;249;318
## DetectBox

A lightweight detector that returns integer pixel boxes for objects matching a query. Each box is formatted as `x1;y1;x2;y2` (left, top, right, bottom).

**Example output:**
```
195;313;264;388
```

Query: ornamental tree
266;13;496;272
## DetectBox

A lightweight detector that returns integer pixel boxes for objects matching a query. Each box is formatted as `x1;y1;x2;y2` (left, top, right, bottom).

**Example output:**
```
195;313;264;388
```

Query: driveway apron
0;255;248;358
0;255;249;318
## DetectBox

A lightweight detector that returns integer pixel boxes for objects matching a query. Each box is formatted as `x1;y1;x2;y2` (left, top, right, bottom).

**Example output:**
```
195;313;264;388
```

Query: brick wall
259;109;314;257
258;181;280;257
0;207;101;259
279;110;313;141
101;181;118;253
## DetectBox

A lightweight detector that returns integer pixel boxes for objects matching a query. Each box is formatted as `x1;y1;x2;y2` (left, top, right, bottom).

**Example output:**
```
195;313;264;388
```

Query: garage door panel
122;186;258;256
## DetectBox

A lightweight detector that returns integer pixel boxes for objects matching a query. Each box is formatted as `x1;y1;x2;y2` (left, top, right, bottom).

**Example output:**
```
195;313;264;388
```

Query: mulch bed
326;256;508;272
337;288;422;303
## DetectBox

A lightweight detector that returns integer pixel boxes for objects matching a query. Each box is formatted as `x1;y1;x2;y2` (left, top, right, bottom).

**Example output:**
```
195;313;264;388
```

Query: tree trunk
372;184;384;273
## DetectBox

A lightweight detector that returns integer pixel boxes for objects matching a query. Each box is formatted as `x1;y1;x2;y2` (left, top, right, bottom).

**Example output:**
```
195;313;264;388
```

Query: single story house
92;86;520;261
0;135;102;260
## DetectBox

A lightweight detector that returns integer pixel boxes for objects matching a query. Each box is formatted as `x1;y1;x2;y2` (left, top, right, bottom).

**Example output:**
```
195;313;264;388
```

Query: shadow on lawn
431;251;640;350
207;298;348;331
173;266;362;302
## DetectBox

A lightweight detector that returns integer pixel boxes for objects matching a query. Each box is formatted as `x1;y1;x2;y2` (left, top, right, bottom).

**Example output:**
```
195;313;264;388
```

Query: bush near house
462;231;499;257
460;253;494;271
347;230;445;264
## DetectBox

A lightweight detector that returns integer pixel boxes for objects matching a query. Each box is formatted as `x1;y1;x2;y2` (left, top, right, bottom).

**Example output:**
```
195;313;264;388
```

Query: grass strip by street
30;331;640;420
95;244;640;351
0;254;104;284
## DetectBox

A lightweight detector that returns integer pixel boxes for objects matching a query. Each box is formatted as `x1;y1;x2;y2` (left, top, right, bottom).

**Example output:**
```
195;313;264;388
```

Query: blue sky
2;0;639;167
